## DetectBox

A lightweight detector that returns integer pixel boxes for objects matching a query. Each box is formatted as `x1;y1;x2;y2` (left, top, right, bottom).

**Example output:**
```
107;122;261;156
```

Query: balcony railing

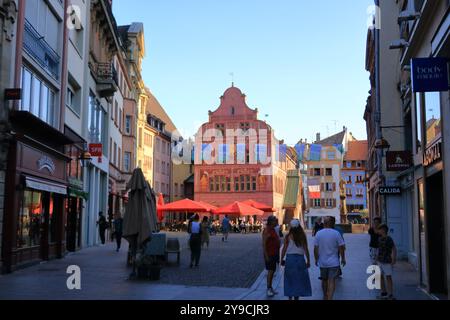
95;62;118;83
23;19;60;80
90;61;118;97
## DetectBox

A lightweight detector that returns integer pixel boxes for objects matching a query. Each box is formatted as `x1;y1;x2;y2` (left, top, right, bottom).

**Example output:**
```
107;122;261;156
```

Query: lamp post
374;136;391;223
79;149;92;167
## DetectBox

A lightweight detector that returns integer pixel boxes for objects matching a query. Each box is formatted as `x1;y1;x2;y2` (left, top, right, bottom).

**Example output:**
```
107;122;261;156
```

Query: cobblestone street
0;232;431;300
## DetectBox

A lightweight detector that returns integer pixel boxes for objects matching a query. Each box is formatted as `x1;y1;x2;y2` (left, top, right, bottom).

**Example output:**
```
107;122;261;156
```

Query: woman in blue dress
281;219;312;300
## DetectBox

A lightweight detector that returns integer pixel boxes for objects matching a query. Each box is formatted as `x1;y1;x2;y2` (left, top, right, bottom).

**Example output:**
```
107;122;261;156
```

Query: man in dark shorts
369;217;382;264
262;216;281;298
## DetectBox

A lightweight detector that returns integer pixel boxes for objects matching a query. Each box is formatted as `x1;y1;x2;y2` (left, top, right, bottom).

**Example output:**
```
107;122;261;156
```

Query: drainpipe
374;0;386;223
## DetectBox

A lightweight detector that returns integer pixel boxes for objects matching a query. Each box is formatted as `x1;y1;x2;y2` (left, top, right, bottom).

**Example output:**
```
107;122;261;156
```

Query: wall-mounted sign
89;144;103;157
423;140;442;167
37;156;56;175
379;187;401;195
386;151;412;172
411;58;449;93
4;88;22;101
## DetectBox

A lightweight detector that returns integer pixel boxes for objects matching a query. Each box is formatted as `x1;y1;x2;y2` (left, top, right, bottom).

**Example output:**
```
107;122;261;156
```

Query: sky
113;0;374;146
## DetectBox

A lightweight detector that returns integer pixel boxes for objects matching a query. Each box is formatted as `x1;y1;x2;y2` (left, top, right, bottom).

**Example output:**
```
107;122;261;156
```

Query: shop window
424;92;441;147
17;190;42;248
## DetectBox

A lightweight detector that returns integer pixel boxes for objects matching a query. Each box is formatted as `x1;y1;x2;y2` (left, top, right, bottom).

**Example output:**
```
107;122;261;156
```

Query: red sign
89;144;103;157
386;151;412;172
4;88;22;101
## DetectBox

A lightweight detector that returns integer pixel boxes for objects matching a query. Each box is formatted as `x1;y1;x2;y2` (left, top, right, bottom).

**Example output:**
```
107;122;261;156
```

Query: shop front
2;137;70;272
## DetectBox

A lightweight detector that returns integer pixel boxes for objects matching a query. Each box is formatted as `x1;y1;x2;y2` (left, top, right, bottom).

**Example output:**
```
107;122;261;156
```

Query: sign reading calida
411;58;449;93
379;187;401;195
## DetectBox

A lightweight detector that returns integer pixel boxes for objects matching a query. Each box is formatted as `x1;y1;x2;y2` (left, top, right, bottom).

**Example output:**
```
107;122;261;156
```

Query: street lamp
79;149;92;167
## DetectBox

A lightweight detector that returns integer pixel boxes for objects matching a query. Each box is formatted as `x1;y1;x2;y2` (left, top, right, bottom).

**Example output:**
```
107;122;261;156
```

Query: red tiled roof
345;141;368;161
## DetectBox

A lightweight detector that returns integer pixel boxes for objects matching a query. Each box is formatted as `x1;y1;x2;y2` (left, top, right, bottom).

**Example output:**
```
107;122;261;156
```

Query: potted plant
136;254;162;280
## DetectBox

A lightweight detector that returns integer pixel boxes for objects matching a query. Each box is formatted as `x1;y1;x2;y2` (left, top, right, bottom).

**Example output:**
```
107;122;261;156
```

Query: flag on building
308;184;321;199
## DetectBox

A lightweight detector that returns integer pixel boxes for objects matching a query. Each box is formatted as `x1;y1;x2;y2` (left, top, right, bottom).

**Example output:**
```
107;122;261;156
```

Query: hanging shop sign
379;187;402;195
4;88;22;101
386;151;412;172
423;140;442;167
89;143;103;157
411;58;449;92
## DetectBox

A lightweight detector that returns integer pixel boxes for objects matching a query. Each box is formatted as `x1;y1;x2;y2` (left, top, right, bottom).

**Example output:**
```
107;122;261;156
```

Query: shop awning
68;188;89;200
25;176;67;195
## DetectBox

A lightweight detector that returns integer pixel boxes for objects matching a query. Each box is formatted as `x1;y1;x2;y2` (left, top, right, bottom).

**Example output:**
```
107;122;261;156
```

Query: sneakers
266;288;278;298
376;293;389;300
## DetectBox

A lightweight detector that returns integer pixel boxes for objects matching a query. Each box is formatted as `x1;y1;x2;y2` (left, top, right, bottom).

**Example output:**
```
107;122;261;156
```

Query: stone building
194;85;299;221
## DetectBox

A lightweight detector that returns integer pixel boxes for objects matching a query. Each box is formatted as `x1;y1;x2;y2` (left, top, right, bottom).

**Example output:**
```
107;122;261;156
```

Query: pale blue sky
113;0;373;146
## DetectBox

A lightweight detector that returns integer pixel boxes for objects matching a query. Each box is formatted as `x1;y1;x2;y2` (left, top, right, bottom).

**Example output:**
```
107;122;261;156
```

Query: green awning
283;170;301;209
68;188;89;201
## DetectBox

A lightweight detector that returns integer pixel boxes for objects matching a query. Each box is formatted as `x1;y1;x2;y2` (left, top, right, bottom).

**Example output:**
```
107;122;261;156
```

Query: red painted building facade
194;86;297;220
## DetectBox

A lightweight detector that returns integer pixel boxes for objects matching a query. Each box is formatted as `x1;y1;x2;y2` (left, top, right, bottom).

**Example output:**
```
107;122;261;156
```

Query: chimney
316;133;321;143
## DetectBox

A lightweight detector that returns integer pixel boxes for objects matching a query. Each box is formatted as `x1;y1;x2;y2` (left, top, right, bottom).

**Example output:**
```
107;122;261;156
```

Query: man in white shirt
314;216;346;300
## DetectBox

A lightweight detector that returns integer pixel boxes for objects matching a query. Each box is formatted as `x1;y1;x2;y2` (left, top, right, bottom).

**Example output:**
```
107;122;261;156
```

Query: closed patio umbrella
157;193;165;223
123;168;158;278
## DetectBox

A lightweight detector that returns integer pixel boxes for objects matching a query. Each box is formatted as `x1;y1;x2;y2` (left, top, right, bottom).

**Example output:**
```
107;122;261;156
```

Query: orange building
194;86;298;220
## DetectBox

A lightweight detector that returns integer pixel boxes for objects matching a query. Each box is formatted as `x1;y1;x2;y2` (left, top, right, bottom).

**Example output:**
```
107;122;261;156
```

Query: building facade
194;85;298;221
341;141;368;214
0;0;19;271
365;0;450;298
1;0;75;272
304;129;355;227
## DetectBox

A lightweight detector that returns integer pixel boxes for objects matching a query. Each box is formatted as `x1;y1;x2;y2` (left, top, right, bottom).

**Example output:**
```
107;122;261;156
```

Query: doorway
425;171;448;296
66;197;82;252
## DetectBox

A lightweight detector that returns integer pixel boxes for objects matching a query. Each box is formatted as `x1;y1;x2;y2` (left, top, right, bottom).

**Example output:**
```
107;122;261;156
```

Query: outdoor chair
165;238;181;266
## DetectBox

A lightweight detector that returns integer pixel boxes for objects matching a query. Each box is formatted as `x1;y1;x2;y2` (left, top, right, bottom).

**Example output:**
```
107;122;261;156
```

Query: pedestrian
188;214;202;268
262;216;281;298
314;216;346;300
222;215;230;242
201;216;210;249
97;212;108;245
280;219;312;300
113;213;123;252
274;218;283;239
376;224;397;300
369;217;382;264
312;219;323;237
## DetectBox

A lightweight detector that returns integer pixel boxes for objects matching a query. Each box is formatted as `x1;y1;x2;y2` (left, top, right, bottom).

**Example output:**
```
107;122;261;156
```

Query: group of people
97;211;124;252
263;215;397;300
263;216;345;300
369;217;397;300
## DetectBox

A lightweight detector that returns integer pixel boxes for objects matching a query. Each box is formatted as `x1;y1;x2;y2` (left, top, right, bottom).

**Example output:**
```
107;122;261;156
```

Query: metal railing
92;62;118;85
23;19;60;80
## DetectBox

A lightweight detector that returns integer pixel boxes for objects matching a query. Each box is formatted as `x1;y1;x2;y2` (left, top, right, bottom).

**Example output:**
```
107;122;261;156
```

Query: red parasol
158;198;211;213
241;199;276;213
212;201;265;216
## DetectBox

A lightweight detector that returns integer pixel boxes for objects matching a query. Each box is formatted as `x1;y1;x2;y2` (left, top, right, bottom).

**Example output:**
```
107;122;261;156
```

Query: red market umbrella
197;201;219;212
158;198;211;213
213;201;265;216
157;193;165;223
242;199;276;213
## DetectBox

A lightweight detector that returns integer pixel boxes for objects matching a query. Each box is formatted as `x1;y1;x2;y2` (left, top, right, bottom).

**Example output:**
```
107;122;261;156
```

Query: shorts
265;255;279;271
320;267;340;281
379;263;393;276
370;248;379;264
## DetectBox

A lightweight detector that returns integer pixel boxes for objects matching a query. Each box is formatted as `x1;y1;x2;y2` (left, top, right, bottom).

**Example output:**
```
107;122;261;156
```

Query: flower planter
149;265;161;281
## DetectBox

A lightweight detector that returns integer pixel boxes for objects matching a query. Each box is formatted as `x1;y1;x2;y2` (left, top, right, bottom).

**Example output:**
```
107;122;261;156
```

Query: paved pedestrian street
0;233;431;300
